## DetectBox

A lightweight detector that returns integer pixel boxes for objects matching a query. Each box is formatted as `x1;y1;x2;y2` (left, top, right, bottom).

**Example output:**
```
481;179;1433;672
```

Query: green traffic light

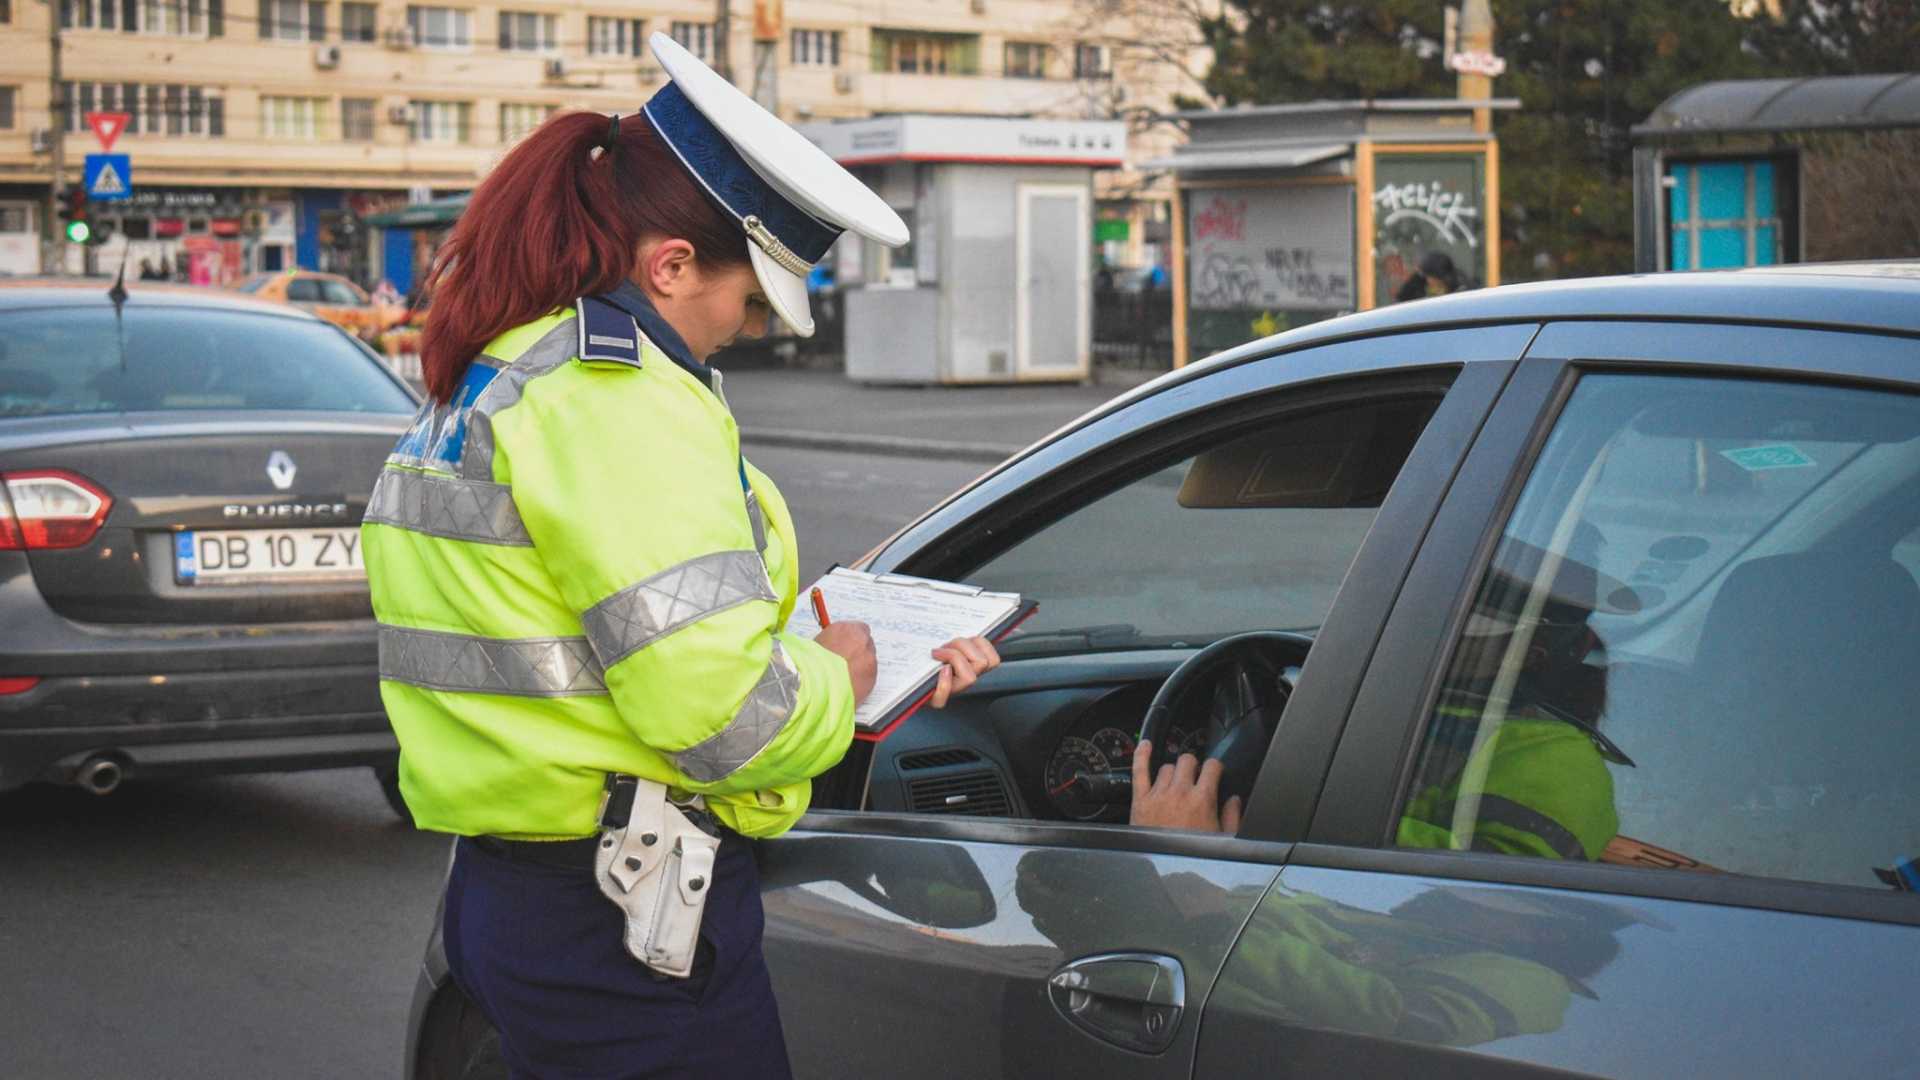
65;220;91;244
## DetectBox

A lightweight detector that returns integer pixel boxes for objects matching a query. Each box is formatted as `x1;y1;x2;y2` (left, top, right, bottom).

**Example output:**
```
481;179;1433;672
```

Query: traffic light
56;186;91;245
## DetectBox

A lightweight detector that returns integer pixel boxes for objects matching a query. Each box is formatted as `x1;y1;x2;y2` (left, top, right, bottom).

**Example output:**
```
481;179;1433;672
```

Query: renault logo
266;451;298;491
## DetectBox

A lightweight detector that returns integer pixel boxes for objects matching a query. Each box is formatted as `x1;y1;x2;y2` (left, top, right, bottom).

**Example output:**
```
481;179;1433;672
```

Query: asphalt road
0;446;985;1080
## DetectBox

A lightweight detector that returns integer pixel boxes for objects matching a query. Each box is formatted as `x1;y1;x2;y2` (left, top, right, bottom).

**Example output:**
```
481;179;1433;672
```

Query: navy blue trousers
445;833;793;1080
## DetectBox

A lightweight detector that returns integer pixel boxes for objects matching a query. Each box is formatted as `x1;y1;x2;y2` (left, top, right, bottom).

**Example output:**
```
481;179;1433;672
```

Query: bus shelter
1150;98;1513;367
1632;73;1920;272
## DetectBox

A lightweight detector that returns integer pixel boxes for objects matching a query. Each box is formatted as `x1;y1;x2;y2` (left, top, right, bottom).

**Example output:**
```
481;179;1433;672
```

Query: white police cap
643;31;907;337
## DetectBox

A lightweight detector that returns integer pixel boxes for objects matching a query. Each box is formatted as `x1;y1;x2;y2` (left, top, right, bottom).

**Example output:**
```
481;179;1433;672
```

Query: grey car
408;264;1920;1078
0;281;416;807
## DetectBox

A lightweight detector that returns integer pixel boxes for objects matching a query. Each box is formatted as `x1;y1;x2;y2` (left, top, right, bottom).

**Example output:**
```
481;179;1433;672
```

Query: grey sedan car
409;264;1920;1078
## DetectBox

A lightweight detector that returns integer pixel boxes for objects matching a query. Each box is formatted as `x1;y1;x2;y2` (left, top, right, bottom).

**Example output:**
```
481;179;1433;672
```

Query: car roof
0;278;325;321
1074;262;1920;444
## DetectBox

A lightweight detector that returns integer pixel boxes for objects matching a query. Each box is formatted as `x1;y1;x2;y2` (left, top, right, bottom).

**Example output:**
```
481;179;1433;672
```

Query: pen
810;587;831;627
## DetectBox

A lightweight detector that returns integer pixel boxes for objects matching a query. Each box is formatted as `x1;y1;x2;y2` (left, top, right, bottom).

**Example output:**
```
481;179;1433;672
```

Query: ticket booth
1151;98;1512;367
800;115;1126;384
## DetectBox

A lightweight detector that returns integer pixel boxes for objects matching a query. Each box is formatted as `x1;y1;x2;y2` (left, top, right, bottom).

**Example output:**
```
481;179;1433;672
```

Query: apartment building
0;0;1203;280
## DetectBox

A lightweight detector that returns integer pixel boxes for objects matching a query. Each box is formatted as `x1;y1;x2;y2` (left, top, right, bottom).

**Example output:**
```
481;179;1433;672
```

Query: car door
1197;320;1920;1077
757;324;1538;1080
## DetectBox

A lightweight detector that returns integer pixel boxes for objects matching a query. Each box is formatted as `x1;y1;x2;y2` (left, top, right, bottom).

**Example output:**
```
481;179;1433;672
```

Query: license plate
175;529;365;585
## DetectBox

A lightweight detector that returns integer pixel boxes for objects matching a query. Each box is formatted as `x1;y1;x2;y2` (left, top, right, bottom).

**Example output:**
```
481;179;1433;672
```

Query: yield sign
86;111;131;152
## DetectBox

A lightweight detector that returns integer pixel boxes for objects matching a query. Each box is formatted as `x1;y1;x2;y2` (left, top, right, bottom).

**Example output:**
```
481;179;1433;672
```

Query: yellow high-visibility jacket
363;293;855;840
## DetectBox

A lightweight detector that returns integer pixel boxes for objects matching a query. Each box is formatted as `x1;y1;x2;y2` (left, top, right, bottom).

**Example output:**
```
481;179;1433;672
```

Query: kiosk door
1015;183;1090;379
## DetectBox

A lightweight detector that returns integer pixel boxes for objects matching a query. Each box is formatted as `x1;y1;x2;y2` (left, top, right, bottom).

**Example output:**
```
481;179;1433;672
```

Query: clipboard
787;567;1036;742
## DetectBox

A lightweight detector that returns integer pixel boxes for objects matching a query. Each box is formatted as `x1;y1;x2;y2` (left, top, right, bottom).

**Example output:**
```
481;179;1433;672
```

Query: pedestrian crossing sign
84;154;132;202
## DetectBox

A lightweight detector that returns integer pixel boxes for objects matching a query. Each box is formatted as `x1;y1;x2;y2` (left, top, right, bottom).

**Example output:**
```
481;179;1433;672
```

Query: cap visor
748;243;814;338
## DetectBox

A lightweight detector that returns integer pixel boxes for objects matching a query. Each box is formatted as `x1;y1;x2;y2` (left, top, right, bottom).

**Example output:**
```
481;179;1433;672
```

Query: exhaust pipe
73;756;123;796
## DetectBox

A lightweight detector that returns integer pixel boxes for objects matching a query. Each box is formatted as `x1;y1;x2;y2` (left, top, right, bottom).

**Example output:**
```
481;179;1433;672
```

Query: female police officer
363;33;999;1078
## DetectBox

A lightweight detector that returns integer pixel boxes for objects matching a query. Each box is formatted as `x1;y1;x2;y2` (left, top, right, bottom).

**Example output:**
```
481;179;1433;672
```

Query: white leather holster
594;776;721;979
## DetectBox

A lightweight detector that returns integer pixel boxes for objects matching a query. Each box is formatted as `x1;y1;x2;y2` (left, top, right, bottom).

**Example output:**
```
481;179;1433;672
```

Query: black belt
470;835;601;870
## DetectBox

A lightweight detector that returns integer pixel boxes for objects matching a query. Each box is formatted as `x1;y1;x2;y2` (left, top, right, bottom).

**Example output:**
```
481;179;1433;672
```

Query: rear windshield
0;305;416;417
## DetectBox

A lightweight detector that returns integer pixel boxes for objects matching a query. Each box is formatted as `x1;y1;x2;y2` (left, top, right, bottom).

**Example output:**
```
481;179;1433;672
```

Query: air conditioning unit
833;72;856;95
969;0;986;12
543;58;567;81
382;25;416;49
387;103;418;126
313;43;342;68
30;129;53;154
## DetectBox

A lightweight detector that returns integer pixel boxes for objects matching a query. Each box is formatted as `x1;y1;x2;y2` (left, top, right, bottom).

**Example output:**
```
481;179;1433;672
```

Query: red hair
418;111;748;401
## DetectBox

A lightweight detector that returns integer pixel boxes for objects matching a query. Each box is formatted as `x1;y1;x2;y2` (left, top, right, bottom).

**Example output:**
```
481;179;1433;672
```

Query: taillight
0;471;113;550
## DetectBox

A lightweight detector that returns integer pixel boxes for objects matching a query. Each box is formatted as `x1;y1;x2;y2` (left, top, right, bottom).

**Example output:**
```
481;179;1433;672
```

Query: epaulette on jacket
575;295;644;368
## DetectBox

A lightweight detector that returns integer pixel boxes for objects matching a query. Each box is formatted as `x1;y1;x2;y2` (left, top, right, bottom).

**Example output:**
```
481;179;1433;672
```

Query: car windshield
234;275;271;294
0;305;416;417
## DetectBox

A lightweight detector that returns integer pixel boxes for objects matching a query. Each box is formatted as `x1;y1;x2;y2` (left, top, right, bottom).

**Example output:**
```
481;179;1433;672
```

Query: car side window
320;281;364;305
965;380;1452;659
285;279;324;303
1400;372;1920;890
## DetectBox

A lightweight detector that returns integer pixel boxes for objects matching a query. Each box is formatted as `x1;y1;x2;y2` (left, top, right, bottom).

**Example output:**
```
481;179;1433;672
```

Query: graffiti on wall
1185;186;1354;313
1373;156;1487;305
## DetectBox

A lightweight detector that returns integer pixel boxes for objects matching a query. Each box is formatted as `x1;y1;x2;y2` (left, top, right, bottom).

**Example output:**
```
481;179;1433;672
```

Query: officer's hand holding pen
814;619;878;703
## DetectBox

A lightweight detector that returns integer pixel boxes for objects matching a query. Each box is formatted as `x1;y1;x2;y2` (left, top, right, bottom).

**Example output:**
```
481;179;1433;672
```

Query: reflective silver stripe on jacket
582;550;778;670
363;469;532;546
672;641;801;783
379;625;608;696
744;490;768;554
459;319;582;482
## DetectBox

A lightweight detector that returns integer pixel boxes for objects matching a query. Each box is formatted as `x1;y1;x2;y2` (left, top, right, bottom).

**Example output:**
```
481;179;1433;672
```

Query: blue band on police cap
642;82;841;268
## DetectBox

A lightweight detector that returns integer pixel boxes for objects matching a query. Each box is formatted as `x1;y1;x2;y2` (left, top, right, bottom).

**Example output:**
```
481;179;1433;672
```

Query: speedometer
1090;727;1136;765
1044;736;1110;821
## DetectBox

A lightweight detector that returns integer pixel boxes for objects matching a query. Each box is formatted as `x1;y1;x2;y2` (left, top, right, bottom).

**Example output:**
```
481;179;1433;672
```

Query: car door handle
1047;952;1185;1054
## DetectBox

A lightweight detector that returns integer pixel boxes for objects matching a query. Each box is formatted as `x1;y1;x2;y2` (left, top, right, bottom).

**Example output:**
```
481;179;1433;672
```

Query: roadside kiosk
799;115;1126;384
1151;97;1513;367
1631;73;1920;272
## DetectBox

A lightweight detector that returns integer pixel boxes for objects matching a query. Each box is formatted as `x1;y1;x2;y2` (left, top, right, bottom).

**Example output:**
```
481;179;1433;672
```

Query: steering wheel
1137;631;1308;807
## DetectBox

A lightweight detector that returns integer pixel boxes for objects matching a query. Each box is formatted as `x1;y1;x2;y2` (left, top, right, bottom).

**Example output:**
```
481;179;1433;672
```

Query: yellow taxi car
236;270;407;342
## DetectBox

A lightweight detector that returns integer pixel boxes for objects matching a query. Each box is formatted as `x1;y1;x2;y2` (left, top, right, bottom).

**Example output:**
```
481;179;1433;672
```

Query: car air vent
897;747;981;771
907;771;1011;816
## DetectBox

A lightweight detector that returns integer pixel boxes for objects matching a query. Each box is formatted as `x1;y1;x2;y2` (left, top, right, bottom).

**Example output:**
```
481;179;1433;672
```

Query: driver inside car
1134;533;1629;867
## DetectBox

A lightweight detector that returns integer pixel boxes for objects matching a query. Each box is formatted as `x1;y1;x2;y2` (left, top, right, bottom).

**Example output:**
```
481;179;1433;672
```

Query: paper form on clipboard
786;567;1035;738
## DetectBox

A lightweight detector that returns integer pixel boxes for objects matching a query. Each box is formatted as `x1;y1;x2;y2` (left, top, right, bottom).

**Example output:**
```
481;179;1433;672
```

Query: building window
0;205;32;233
341;1;376;42
1004;40;1049;78
407;5;470;49
262;95;326;138
410;99;471;143
499;101;554;143
669;20;712;61
587;15;642;57
341;97;374;140
497;10;555;52
790;28;839;67
871;30;978;76
0;0;11;23
64;80;222;136
63;0;207;34
0;86;14;130
261;0;323;41
1073;43;1111;78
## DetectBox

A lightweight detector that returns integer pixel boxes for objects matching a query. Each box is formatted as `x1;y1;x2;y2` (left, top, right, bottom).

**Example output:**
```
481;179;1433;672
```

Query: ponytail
418;111;749;402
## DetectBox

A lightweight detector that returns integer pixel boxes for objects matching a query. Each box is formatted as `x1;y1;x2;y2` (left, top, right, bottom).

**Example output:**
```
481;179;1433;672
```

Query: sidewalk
722;368;1165;462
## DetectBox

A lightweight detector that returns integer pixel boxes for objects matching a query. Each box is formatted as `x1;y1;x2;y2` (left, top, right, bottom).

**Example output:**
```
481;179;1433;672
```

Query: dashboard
859;643;1306;824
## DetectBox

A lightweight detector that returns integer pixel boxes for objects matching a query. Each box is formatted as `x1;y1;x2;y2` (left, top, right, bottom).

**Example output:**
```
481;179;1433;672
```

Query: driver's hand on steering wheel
1129;740;1243;834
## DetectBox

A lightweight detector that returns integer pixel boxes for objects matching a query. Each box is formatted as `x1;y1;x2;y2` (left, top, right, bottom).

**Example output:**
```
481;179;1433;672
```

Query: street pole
45;5;64;274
